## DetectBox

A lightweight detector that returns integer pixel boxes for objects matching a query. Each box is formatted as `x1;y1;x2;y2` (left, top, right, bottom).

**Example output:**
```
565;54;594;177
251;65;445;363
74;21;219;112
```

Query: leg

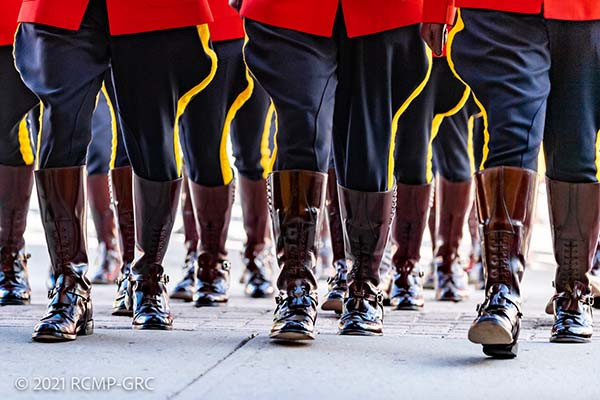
450;9;548;357
230;62;277;299
87;82;121;284
110;25;214;329
543;20;600;342
245;18;333;340
0;46;39;305
14;3;110;341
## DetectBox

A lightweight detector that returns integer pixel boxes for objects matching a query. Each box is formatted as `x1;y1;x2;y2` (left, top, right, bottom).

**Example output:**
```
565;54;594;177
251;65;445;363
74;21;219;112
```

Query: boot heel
79;320;94;336
482;342;518;359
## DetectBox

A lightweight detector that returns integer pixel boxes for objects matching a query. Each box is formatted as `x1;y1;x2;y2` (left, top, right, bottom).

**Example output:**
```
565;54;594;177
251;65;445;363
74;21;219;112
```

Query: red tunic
241;0;424;38
424;0;600;24
1;0;22;46
208;0;244;42
17;0;214;36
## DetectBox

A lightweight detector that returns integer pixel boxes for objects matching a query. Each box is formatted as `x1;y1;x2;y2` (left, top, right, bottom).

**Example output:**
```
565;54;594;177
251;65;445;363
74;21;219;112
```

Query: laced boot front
269;170;326;341
338;185;395;336
468;167;537;358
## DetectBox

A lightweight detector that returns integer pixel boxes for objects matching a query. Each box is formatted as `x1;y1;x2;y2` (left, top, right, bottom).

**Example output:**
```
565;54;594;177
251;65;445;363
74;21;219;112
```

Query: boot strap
130;274;170;284
47;286;89;300
477;290;522;316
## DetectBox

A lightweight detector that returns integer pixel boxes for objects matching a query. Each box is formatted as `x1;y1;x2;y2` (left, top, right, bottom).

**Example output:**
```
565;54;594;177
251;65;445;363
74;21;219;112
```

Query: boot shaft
110;166;135;264
87;174;118;250
546;178;600;293
188;179;235;260
36;167;88;271
326;169;346;263
0;164;34;251
181;174;199;252
338;185;395;286
434;176;473;270
391;182;432;270
133;175;182;269
475;166;538;293
269;170;327;291
239;176;270;257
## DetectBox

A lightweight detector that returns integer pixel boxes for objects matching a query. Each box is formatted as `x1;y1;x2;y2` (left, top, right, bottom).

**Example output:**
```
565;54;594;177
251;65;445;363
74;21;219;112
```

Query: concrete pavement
1;185;599;400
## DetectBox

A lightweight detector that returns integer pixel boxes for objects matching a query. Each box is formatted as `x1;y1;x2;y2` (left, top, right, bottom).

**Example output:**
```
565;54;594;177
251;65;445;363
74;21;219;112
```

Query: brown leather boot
190;180;235;307
269;170;326;340
0;164;33;305
171;176;199;301
33;167;94;341
434;176;472;302
467;200;484;289
322;169;348;314
338;186;395;336
424;182;436;289
130;175;181;330
389;182;431;310
468;167;537;358
88;174;121;284
546;179;600;343
110;166;135;316
239;176;276;298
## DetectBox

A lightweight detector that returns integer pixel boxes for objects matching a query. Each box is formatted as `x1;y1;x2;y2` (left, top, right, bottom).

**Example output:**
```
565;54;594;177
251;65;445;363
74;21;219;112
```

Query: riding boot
389;182;431;310
269;170;326;340
239;176;275;298
322;169;348;313
88;174;121;284
190;180;235;307
110;166;135;316
338;185;395;335
467;200;484;288
32;167;93;341
546;179;600;343
468;167;537;358
0;164;33;305
171;176;199;301
130;175;181;330
434;176;471;302
424;181;436;289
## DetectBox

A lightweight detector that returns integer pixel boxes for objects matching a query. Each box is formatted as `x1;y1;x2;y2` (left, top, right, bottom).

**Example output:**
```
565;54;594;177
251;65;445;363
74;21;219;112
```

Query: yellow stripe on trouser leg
425;86;471;183
260;102;276;179
35;105;44;169
447;9;491;170
17;115;35;165
100;84;119;170
467;114;476;175
219;68;255;185
596;129;600;181
388;48;433;190
173;24;218;177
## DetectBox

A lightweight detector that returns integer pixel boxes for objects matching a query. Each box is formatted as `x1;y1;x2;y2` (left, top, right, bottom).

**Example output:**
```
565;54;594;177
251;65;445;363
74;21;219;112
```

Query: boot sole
270;330;315;341
194;300;228;308
394;304;423;311
32;320;94;342
0;298;31;306
132;323;173;331
112;308;133;317
482;343;519;359
170;293;193;302
468;320;513;345
321;299;343;313
339;329;383;337
550;334;591;344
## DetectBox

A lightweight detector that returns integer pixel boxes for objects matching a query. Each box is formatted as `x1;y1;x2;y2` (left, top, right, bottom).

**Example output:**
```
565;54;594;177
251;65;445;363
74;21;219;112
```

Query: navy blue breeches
244;12;431;192
451;9;600;183
180;39;273;187
14;0;214;181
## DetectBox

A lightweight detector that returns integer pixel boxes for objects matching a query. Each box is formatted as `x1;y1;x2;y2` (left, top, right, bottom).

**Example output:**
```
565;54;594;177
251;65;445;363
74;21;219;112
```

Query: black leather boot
33;167;94;341
434;176;471;302
0;164;34;305
130;175;181;330
110;166;135;316
546;179;600;343
88;174;121;284
338;185;395;336
269;170;326;341
468;167;537;358
389;182;431;310
239;176;275;298
322;169;349;313
171;176;198;301
190;180;235;307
